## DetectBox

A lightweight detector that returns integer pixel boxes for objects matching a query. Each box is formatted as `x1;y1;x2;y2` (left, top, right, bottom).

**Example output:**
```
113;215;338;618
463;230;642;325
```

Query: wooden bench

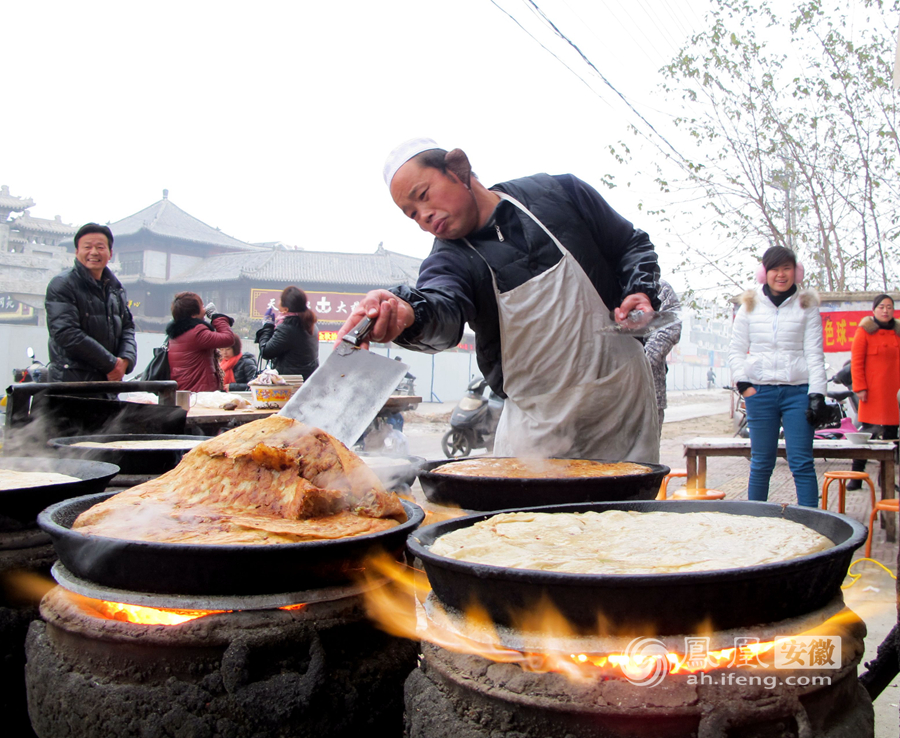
683;437;897;541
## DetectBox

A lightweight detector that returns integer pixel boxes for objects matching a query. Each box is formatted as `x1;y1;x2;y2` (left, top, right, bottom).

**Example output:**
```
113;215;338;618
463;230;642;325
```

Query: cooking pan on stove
0;458;119;526
409;500;866;635
417;457;670;510
48;434;211;475
39;492;424;595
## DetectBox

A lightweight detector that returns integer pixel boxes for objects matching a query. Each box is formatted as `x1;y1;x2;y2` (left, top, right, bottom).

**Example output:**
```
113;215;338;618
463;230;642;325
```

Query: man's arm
556;174;661;310
45;276;118;374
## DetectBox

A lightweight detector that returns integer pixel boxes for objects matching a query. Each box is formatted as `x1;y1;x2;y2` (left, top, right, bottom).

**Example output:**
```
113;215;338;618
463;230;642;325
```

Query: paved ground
402;388;900;736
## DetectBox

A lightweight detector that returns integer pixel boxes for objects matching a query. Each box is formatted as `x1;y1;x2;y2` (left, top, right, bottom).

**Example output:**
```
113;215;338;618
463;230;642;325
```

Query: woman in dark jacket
219;335;258;391
166;292;235;392
255;286;319;380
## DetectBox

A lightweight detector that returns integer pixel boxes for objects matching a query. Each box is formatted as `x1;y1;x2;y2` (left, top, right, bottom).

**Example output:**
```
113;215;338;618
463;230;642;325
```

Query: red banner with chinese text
821;311;870;352
250;289;368;322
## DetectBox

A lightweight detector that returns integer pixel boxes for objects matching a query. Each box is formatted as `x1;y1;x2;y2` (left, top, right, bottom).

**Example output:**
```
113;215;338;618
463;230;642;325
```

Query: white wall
143;250;167;279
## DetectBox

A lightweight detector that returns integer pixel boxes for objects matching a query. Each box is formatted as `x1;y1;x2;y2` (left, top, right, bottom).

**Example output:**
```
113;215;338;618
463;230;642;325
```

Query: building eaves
168;247;422;287
108;193;263;252
10;213;77;235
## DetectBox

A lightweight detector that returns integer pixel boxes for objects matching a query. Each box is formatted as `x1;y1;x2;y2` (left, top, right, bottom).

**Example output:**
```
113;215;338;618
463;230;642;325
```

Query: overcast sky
6;0;713;287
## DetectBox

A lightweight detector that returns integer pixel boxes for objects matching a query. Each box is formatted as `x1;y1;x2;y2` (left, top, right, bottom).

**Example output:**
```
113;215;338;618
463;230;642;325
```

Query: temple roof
107;190;261;251
10;213;76;236
0;185;35;213
169;244;422;287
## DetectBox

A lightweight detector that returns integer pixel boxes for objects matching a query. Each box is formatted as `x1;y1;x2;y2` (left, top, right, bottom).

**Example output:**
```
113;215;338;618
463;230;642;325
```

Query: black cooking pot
0;458;119;526
48;434;211;475
39;493;424;596
417;457;670;510
408;500;866;635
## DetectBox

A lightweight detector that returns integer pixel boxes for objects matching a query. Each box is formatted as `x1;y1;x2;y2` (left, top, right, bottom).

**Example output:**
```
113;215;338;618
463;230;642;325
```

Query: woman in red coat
166;292;235;392
848;293;900;485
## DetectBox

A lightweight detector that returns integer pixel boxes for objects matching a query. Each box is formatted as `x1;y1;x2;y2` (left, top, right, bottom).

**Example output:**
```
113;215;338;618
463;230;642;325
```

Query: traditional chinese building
0;185;73;324
64;190;426;335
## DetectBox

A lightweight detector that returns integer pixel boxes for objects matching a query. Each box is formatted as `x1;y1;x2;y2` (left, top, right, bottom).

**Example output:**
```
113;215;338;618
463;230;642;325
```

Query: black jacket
390;173;660;396
45;260;137;382
227;352;259;391
255;317;319;380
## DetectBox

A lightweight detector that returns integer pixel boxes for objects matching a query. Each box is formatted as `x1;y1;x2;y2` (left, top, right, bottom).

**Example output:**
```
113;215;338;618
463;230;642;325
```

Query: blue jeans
745;384;818;507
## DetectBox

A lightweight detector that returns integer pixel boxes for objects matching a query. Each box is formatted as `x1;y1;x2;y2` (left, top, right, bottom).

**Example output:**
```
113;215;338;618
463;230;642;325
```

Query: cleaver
278;317;410;447
600;310;681;337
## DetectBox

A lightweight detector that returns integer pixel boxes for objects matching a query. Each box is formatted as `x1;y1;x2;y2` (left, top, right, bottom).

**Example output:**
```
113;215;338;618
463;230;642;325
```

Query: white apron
465;193;659;463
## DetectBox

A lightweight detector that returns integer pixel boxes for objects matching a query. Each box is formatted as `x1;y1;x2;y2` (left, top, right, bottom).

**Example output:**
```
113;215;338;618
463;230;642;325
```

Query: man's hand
614;292;653;326
335;290;415;349
107;357;128;381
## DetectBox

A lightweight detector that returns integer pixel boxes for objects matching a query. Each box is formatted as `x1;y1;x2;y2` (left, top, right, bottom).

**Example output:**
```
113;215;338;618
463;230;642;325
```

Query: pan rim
408;499;865;586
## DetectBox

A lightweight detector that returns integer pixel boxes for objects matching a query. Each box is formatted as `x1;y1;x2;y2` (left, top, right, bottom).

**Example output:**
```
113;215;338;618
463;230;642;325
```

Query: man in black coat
45;223;137;382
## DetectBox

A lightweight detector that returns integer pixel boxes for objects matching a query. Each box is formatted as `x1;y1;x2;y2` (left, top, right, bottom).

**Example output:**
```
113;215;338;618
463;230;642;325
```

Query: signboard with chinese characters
0;293;38;325
821;310;870;352
250;289;367;322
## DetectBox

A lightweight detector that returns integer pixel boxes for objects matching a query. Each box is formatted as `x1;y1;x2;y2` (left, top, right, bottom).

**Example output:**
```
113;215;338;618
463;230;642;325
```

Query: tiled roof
108;192;261;251
170;245;422;287
0;185;34;212
10;213;77;235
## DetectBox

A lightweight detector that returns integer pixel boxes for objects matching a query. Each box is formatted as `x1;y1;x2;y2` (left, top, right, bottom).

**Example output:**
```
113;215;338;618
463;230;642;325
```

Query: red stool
865;498;900;557
657;469;688;500
821;471;875;514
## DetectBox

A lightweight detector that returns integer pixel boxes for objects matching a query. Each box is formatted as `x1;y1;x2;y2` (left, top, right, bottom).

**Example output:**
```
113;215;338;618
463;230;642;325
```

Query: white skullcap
383;137;442;187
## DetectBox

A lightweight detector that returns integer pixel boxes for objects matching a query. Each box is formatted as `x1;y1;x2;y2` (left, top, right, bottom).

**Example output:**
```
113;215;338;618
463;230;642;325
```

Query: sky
5;0;713;288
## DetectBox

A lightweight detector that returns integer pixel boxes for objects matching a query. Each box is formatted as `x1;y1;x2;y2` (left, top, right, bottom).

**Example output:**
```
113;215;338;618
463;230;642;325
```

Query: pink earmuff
756;261;805;284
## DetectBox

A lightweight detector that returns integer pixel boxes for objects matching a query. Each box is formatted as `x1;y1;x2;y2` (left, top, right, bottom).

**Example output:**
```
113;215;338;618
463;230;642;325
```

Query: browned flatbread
432;458;651;479
74;416;405;545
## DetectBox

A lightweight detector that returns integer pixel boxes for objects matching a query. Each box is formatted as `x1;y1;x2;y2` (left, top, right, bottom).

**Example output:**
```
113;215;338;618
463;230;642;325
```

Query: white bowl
846;432;872;445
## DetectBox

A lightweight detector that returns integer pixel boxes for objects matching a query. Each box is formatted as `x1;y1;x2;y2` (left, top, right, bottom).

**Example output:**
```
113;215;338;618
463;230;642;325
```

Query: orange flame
358;551;857;681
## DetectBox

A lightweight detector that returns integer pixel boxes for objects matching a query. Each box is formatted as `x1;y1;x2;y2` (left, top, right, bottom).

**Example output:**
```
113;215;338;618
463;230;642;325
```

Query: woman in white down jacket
727;246;829;507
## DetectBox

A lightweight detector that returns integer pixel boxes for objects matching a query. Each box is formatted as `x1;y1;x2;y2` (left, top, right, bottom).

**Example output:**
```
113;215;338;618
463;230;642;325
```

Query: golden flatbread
74;415;406;545
429;510;833;574
431;458;650;479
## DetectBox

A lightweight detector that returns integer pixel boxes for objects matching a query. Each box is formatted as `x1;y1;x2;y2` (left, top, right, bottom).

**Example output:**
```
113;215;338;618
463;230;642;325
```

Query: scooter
12;347;48;383
441;377;505;458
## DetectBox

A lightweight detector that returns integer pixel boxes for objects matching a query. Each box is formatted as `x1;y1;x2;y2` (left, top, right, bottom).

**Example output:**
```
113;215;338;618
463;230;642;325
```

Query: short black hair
872;293;894;311
761;246;797;272
75;223;114;250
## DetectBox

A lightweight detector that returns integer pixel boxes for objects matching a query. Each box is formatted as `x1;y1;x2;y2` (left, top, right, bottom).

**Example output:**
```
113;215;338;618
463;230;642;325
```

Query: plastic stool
821;471;875;514
657;469;688;500
866;498;900;557
672;488;726;501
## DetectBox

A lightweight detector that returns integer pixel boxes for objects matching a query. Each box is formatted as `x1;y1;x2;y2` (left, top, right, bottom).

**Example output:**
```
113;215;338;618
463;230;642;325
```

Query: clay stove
404;593;873;738
26;564;418;738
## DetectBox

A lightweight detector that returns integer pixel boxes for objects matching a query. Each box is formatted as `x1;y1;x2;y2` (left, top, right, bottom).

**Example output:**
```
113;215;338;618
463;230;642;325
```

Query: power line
499;0;692;164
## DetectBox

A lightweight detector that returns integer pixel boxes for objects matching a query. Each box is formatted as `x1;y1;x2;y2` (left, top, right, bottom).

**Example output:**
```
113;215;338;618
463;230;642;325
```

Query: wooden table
185;406;277;429
683;437;897;540
185;395;423;431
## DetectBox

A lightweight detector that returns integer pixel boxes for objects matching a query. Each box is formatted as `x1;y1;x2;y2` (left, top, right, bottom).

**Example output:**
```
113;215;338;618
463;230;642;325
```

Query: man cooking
337;139;661;462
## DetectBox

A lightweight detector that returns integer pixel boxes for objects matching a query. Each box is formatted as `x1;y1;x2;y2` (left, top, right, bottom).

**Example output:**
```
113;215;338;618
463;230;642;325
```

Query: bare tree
634;0;899;294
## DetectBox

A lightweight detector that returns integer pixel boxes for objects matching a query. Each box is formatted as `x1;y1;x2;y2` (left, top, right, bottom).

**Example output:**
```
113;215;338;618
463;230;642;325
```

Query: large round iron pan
0;457;119;525
39;492;424;596
47;434;212;475
408;500;866;636
417;457;671;510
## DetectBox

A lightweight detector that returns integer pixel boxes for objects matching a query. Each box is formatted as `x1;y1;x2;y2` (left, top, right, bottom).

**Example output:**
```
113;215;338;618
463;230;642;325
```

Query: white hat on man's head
383;137;442;187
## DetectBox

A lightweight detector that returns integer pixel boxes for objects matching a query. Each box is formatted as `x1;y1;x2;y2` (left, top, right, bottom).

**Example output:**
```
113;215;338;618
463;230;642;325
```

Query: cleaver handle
342;316;374;348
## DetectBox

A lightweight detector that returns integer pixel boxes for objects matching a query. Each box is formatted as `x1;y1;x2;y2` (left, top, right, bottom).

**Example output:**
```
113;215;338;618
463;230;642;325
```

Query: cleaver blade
278;318;410;447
